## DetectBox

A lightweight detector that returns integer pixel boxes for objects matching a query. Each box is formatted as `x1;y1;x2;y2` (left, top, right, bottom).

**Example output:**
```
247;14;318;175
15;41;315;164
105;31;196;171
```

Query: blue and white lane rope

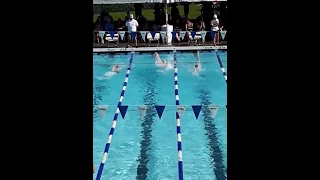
96;52;134;180
173;50;184;180
215;50;227;83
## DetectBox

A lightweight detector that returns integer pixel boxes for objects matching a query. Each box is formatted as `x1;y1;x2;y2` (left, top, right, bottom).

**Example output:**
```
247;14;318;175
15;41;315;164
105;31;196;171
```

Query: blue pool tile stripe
215;50;227;83
191;105;202;119
173;50;184;180
119;105;128;119
155;105;165;119
95;52;134;180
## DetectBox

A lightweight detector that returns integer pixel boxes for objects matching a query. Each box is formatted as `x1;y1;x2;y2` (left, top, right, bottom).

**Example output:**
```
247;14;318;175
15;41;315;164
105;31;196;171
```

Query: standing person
170;3;179;23
134;3;143;19
125;14;139;47
210;14;220;45
154;3;161;22
202;2;213;31
183;2;190;18
124;11;130;21
93;163;95;173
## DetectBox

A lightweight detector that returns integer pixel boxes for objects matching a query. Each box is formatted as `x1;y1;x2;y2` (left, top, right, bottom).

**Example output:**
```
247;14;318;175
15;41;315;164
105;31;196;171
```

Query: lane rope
173;50;184;180
215;50;227;83
95;52;134;180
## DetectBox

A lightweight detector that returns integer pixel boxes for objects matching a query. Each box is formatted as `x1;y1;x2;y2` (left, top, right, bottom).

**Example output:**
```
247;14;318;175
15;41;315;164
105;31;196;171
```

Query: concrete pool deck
93;42;227;53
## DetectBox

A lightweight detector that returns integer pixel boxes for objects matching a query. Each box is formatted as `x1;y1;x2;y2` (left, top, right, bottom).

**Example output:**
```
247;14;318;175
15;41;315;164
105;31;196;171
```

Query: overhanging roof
93;0;226;5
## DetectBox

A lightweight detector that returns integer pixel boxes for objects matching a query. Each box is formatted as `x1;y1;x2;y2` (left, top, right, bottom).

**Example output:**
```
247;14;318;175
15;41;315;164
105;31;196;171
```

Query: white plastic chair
189;32;202;44
147;32;160;46
105;33;119;47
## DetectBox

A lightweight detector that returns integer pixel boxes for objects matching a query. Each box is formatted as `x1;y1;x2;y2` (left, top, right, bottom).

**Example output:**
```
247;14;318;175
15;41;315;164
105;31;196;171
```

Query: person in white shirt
125;14;139;47
210;14;220;46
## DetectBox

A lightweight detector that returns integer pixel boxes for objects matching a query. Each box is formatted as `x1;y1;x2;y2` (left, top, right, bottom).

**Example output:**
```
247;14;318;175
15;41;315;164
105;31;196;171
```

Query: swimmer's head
162;60;166;64
115;65;119;68
195;65;198;68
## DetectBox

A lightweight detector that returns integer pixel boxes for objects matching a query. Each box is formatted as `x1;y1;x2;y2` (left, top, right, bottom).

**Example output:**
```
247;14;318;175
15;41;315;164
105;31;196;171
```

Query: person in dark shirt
170;3;179;23
104;18;114;31
100;10;107;28
183;2;190;18
124;11;130;21
201;2;213;31
134;3;143;19
116;18;124;30
154;3;161;22
195;16;205;31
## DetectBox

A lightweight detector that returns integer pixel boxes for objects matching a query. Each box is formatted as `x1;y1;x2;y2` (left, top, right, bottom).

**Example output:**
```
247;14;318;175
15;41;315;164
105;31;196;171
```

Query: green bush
93;4;155;13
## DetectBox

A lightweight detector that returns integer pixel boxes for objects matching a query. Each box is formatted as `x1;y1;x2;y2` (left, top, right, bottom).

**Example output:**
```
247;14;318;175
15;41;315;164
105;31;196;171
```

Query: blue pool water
93;51;227;180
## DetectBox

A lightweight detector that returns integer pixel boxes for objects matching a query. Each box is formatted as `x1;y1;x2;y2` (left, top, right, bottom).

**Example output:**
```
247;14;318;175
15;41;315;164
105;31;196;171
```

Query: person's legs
134;36;138;47
213;31;216;46
216;31;220;45
127;32;132;47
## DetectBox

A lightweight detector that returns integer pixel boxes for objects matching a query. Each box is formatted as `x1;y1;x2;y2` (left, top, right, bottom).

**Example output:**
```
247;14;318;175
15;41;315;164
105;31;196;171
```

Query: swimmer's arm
155;53;161;62
196;51;200;62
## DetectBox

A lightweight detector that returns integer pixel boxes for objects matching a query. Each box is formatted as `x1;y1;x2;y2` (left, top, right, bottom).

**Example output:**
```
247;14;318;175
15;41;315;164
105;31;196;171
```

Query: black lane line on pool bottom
198;89;227;180
136;76;158;180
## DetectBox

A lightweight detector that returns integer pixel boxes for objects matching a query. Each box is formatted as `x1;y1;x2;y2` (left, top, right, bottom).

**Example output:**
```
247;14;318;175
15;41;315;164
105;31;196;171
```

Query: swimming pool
93;50;227;180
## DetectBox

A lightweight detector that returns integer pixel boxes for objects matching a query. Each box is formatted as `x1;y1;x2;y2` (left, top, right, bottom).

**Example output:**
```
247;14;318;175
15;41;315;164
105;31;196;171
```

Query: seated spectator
183;19;193;42
104;19;114;31
138;15;149;30
173;18;182;42
116;18;124;30
105;12;113;22
94;23;102;31
173;18;182;31
195;16;205;31
152;23;160;31
196;14;202;23
185;18;193;31
94;21;102;43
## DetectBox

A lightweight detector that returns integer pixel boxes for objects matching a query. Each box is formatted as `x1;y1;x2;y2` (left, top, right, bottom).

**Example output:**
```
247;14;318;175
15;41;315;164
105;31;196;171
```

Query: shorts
128;32;137;41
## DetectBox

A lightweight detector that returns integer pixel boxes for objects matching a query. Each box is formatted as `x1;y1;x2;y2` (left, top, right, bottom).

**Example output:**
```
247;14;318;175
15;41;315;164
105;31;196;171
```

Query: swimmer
112;65;120;73
154;52;167;67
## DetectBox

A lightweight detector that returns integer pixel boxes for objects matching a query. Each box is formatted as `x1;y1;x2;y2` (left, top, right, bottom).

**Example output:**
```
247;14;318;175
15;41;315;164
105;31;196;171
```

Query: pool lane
93;54;135;179
175;52;217;179
126;54;160;180
176;51;227;180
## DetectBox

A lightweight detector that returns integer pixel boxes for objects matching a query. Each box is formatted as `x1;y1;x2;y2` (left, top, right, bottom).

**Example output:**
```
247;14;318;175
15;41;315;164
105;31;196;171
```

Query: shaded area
93;41;227;48
136;73;158;180
197;89;226;180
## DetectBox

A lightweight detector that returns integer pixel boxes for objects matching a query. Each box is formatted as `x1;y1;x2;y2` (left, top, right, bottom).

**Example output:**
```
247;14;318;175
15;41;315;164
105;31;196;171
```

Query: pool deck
93;42;227;53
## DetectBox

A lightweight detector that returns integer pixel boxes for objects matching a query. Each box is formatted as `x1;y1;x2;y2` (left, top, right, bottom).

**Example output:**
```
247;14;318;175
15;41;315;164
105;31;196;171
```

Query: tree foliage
93;4;155;13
